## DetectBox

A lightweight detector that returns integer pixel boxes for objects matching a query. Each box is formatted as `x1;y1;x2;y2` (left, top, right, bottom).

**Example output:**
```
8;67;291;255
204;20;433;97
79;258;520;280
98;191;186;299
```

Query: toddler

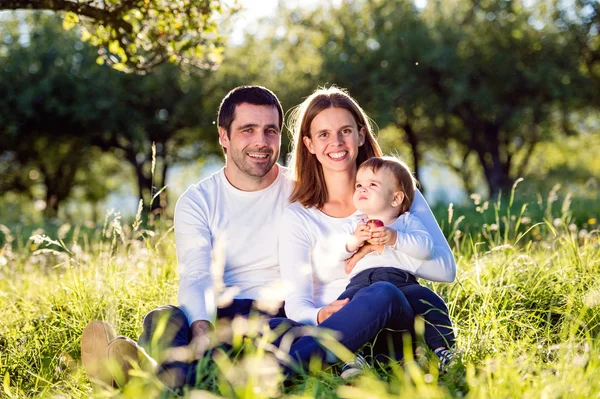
336;156;455;371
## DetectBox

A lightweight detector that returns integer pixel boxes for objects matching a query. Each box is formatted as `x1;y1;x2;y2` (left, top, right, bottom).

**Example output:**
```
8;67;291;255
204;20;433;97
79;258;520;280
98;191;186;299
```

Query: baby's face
353;167;400;216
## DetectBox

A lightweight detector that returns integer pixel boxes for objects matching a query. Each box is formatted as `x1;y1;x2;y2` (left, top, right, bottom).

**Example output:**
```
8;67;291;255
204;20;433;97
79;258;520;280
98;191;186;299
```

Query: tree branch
0;0;133;32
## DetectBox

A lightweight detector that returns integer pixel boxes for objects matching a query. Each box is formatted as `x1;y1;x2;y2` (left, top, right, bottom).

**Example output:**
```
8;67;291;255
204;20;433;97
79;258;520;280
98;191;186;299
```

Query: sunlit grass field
1;185;599;398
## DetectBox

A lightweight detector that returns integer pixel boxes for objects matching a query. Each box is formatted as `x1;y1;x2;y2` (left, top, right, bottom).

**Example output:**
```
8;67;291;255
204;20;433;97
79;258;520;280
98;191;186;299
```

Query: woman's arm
314;220;355;262
407;190;457;282
391;213;434;260
279;207;322;325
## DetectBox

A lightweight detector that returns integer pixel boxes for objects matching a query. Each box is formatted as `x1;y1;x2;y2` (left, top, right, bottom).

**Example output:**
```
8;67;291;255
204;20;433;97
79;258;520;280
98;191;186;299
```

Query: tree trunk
43;176;70;219
135;164;150;206
44;191;60;219
123;147;150;208
485;154;512;199
39;149;81;220
473;126;513;198
150;160;169;215
397;122;422;192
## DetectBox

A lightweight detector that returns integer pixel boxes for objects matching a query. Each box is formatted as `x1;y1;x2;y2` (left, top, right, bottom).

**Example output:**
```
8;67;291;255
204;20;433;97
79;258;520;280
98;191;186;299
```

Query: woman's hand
368;226;397;246
317;298;350;324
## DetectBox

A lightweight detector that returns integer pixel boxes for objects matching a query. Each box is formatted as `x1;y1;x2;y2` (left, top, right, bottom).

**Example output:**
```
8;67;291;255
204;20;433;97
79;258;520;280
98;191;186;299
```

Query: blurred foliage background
0;0;598;226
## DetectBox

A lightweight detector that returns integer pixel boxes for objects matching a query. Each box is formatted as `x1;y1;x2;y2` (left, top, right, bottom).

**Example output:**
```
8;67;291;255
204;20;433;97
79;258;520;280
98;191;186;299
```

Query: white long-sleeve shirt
331;212;434;277
279;190;456;326
176;165;293;325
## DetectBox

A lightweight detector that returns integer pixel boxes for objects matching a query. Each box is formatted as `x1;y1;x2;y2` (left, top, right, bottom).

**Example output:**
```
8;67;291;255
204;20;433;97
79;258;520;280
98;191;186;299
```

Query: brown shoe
106;337;158;387
81;321;117;388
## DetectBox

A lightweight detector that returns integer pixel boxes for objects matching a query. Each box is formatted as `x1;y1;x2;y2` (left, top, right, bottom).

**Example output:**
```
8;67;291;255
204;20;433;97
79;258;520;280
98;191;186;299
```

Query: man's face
219;103;281;179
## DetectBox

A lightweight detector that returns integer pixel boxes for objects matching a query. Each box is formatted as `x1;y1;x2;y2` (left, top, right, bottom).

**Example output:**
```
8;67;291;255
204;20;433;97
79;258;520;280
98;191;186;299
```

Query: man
81;85;293;388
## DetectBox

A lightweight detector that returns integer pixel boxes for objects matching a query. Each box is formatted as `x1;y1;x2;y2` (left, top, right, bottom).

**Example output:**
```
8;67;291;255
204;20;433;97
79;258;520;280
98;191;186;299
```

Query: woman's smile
327;150;349;161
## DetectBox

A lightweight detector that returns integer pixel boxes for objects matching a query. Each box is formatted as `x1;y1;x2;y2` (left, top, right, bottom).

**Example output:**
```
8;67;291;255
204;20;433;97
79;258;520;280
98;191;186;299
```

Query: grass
0;188;599;398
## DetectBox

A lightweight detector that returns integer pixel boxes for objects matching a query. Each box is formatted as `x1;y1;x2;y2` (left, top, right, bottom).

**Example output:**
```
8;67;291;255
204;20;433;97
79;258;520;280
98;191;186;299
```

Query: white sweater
279;190;456;326
175;165;293;325
332;212;435;277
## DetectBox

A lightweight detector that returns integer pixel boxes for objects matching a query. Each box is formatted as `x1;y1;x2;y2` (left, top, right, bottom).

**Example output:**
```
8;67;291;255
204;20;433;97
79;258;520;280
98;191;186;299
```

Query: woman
274;86;456;373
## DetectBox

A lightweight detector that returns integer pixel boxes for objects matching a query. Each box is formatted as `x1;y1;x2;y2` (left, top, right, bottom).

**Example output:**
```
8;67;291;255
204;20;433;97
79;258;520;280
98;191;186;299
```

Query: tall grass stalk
0;191;598;398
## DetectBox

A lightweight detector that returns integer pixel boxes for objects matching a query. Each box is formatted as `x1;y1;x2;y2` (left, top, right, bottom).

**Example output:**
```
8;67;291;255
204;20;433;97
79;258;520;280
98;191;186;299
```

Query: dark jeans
339;267;455;351
138;283;416;384
137;299;285;385
268;281;416;372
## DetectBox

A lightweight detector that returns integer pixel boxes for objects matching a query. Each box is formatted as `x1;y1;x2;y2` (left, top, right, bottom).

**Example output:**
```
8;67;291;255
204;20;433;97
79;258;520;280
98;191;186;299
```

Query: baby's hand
367;226;397;246
346;221;371;252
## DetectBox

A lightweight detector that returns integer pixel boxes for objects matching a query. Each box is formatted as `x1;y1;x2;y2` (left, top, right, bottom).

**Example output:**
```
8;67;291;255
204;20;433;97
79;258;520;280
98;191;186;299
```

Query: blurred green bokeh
0;0;598;224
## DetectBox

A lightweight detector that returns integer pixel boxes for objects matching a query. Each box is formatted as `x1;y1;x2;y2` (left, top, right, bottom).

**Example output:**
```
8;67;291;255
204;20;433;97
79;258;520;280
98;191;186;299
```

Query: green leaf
108;40;121;55
62;12;79;31
3;372;13;398
80;29;92;42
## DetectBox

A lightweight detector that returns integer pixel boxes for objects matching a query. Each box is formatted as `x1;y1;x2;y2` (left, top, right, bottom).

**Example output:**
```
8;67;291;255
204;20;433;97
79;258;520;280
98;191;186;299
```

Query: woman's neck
320;168;357;217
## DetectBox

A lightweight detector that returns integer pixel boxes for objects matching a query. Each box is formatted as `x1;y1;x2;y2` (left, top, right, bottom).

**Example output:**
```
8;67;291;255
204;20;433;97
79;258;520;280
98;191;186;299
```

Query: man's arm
175;192;216;335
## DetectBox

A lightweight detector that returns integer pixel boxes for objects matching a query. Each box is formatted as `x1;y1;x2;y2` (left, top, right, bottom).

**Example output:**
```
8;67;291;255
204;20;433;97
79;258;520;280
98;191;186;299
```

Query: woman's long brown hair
288;87;382;209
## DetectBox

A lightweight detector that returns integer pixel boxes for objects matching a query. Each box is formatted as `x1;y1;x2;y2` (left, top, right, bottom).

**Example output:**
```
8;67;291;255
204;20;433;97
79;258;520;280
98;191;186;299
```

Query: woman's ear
303;136;316;154
392;191;405;208
358;127;366;147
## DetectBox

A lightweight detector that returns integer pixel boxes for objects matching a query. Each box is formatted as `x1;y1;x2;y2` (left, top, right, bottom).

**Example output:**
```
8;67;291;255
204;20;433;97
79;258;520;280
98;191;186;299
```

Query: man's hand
317;298;349;324
367;226;397;246
346;221;371;252
188;320;213;360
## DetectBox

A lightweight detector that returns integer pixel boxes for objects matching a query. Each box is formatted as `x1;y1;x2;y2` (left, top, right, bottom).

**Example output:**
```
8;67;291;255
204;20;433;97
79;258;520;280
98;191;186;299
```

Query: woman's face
303;107;365;174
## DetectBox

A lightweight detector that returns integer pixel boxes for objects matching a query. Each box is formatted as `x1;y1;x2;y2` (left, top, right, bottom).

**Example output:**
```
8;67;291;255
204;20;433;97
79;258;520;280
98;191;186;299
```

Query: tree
290;0;591;197
91;64;220;215
554;0;599;106
0;14;118;218
0;0;239;73
194;12;326;162
309;0;442;184
0;14;222;218
418;0;591;196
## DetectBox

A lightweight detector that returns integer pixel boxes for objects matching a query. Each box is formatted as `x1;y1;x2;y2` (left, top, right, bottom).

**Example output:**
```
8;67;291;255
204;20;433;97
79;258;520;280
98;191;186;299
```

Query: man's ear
392;191;405;208
303;136;316;154
358;127;366;147
218;127;229;151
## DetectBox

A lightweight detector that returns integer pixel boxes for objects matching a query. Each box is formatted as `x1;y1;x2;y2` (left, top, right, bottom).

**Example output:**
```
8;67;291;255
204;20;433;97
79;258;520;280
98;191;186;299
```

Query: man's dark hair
217;86;284;136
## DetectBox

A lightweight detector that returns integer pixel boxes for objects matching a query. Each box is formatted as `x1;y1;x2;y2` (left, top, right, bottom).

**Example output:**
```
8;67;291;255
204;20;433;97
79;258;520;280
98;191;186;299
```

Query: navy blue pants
268;281;416;371
339;267;455;351
137;300;285;385
138;282;415;384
